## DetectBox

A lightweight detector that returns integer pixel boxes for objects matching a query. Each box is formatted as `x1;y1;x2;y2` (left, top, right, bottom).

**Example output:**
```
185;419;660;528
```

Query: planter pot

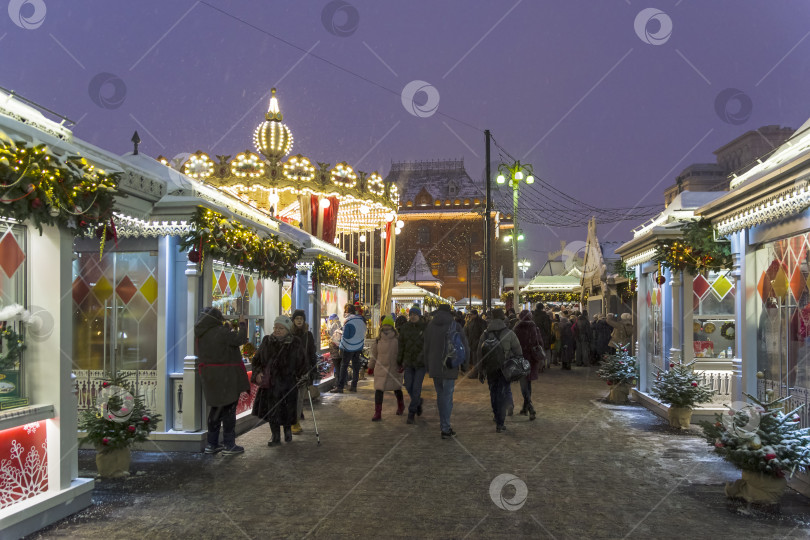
725;470;787;504
668;406;692;429
95;447;131;478
607;382;632;404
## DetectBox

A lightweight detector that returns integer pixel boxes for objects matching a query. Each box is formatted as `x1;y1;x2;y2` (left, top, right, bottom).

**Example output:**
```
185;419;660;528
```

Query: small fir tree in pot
700;393;810;504
597;345;638;404
651;359;714;429
78;374;161;477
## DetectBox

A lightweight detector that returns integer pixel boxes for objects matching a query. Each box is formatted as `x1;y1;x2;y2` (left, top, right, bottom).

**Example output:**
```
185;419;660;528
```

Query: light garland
283;154;315;182
331;162;357;189
230;151;265;178
366;172;384;196
183;152;215;179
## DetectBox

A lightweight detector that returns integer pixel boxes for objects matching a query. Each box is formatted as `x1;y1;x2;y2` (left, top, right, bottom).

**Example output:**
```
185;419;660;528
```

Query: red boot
396;394;405;416
372;403;382;422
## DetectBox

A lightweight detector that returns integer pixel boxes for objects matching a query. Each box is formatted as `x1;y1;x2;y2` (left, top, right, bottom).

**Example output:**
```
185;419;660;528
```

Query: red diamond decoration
0;231;25;279
646;291;651;308
255;279;263;298
72;277;90;304
693;274;710;299
758;271;767;302
218;271;228;294
116;276;138;304
238;275;247;296
790;267;806;302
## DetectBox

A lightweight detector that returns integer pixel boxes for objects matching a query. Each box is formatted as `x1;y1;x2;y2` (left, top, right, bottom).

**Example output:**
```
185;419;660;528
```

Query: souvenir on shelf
703;322;716;334
693;322;701;333
694;340;714;358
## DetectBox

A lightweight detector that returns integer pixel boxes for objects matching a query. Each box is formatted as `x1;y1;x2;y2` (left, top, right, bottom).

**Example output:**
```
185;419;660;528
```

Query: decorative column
731;230;747;402
182;257;203;432
681;270;694;363
670;269;682;364
636;265;649;391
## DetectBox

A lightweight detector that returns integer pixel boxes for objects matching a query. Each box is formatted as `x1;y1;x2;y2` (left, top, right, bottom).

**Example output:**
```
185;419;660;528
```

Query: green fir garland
0;326;25;371
653;219;733;275
179;207;303;281
312;255;358;292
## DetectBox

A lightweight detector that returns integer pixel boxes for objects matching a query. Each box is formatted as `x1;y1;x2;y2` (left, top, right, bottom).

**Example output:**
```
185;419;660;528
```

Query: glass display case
692;270;736;360
212;261;265;350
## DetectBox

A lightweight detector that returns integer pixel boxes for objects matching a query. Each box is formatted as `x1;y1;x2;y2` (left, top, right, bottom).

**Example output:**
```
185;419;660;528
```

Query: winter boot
372;403;382;422
528;403;537;421
519;401;529;416
396;395;405;416
406;412;415;424
291;422;303;435
416;398;423;416
283;425;292;442
268;424;281;446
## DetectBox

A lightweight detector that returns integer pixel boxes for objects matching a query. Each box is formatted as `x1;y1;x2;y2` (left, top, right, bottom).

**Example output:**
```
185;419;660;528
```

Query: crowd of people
195;302;635;452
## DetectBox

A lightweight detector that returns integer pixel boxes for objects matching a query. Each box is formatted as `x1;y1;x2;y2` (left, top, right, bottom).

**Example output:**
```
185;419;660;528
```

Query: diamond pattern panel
0;231;25;279
646;291;651;309
255;280;263;298
238;275;247;296
758;271;768;302
72;277;90;304
247;277;255;298
140;275;158;305
711;274;734;300
116;276;138;304
773;266;789;299
127;293;150;321
93;276;113;302
212;272;217;294
228;274;237;296
218;272;228;295
790;267;806;302
693;274;710;299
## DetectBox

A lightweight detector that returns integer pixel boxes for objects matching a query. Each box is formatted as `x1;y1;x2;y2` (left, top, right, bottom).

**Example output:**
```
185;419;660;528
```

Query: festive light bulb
320;198;331;209
395;228;401;235
359;234;366;243
360;205;370;215
385;213;395;222
396;220;404;228
381;231;387;239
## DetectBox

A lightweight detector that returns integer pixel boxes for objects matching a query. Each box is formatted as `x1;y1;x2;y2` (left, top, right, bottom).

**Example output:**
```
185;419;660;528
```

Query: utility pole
512;178;519;312
484;130;492;314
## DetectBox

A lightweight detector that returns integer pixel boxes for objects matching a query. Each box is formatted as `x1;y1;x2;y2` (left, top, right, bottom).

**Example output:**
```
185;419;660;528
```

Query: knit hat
328;314;339;321
437;304;451;312
409;305;421;316
381;315;395;327
292;309;306;321
274;315;293;333
491;308;505;320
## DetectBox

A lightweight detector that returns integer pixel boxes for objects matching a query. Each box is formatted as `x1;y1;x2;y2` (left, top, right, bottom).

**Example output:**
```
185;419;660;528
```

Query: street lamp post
497;161;534;311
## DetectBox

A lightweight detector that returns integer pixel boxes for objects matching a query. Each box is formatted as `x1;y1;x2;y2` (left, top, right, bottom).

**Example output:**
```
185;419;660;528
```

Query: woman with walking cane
251;315;308;445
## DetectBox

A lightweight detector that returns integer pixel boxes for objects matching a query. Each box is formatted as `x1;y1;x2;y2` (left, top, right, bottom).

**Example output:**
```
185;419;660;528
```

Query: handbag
532;345;546;362
501;355;531;382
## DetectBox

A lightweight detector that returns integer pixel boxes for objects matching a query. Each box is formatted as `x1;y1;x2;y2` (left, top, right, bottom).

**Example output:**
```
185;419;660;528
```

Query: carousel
160;88;401;331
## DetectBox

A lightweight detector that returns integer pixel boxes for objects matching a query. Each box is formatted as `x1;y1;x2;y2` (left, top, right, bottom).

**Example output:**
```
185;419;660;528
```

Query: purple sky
3;1;810;267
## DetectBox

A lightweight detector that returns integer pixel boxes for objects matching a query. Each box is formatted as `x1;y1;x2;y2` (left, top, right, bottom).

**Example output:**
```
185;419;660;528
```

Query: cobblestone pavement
27;366;810;539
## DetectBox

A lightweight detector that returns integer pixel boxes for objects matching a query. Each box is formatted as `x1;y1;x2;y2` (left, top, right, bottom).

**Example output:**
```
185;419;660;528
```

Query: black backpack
480;329;506;374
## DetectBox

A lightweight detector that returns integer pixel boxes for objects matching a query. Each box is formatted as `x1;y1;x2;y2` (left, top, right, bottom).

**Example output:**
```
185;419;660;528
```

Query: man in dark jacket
194;307;249;455
291;309;317;435
533;303;552;369
574;311;592;367
423;304;467;438
398;305;427;424
464;309;487;379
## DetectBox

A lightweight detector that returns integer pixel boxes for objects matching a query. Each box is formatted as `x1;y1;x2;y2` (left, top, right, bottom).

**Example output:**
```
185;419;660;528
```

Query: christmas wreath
720;321;735;341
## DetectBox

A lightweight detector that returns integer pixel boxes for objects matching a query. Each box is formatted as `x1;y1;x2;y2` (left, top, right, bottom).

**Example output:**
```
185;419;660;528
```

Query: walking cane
307;388;321;446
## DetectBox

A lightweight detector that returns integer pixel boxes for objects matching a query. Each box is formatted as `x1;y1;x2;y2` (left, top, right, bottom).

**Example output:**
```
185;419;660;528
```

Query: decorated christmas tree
651;359;714;408
700;393;810;478
597;345;638;386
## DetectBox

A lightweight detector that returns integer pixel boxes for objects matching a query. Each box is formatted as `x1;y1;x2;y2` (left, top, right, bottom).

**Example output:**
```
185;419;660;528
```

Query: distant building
385;159;511;303
663;125;794;206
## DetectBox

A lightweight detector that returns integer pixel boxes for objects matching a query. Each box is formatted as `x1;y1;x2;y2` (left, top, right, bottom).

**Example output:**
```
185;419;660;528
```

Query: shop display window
281;279;293;316
320;285;339;349
212;262;265;350
754;234;810;426
692;270;736;359
72;247;159;413
0;225;27;410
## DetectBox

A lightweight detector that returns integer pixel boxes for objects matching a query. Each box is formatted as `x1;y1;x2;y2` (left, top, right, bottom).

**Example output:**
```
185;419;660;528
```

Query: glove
397;365;404;373
367;368;374;376
444;358;453;369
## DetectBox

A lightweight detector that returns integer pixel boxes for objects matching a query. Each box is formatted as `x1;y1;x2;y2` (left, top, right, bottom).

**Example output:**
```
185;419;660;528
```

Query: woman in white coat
368;315;405;421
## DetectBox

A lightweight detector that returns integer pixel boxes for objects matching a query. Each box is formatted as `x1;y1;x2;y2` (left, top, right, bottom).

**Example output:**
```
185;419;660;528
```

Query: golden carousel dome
253;88;293;163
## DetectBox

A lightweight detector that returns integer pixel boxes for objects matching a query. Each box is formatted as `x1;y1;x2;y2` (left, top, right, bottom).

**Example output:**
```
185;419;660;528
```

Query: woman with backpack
478;308;523;433
513;310;543;420
367;315;405;421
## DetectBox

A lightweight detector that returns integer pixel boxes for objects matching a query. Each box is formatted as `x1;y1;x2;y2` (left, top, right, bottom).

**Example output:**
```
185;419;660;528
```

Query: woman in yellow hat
368;315;405;421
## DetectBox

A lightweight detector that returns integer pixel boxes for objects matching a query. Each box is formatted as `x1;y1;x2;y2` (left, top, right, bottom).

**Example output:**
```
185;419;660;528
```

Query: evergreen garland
0;133;119;234
653;219;733;275
700;393;810;478
312;255;358;292
0;326;25;371
597;345;638;386
78;373;161;454
651;359;715;408
179;207;303;281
